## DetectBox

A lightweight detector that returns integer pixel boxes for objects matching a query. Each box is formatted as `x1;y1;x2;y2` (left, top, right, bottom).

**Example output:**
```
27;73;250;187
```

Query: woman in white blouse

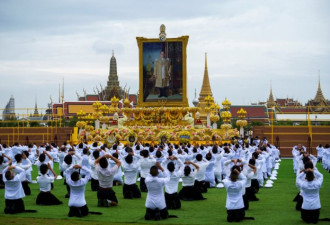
178;161;205;201
144;162;170;220
3;165;34;214
122;152;141;199
161;156;183;209
36;163;62;205
66;164;91;217
296;168;323;223
223;166;253;222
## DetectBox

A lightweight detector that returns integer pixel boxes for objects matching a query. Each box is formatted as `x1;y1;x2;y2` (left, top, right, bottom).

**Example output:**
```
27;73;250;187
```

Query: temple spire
267;81;276;108
33;96;39;117
198;52;213;101
314;71;325;102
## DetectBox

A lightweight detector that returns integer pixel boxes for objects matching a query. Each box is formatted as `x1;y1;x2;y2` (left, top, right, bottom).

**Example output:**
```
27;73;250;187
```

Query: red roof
85;95;99;101
230;106;268;119
276;99;286;106
128;94;137;104
280;108;307;113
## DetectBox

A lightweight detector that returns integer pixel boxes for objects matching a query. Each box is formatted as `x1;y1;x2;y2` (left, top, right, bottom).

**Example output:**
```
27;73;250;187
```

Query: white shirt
3;166;25;200
180;167;198;186
162;159;183;194
66;166;91;207
122;159;141;185
194;159;209;181
223;173;247;210
296;170;323;210
96;164;119;188
140;157;156;178
37;174;54;192
145;172;170;210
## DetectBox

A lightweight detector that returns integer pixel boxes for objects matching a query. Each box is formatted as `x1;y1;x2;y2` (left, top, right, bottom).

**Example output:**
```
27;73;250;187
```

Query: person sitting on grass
223;166;254;222
95;154;121;207
13;152;32;196
161;155;183;209
140;149;156;192
89;150;100;191
296;167;328;223
65;164;91;217
144;162;170;220
121;151;142;199
179;161;206;201
3;165;36;214
36;163;62;206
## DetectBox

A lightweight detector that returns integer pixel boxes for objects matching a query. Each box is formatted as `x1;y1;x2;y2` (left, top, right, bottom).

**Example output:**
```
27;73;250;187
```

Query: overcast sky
1;0;329;116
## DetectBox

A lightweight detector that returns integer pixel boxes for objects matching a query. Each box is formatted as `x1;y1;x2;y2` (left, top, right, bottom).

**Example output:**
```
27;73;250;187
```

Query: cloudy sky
1;0;329;116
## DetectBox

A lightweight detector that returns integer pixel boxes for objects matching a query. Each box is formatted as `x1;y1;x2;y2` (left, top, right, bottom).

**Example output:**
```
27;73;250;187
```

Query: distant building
231;105;270;124
29;99;44;121
2;95;16;120
52;52;137;118
254;77;330;123
306;77;330;112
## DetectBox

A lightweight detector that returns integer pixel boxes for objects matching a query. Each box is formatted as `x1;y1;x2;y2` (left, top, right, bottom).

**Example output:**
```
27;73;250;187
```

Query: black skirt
4;198;25;214
301;208;320;224
145;207;168;220
36;191;62;205
97;188;118;206
140;177;147;192
91;178;99;191
227;208;245;222
179;186;205;201
123;183;141;199
0;174;4;188
165;192;181;209
68;204;89;217
245;187;258;201
243;194;249;210
295;194;303;211
194;180;208;193
22;181;31;195
251;179;259;193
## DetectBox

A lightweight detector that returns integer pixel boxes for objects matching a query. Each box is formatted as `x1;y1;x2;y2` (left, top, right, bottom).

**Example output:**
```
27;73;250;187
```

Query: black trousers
165;192;181;209
145;207;168;220
4;199;25;214
97;188;118;207
227;208;245;222
123;183;141;199
301;209;320;224
158;87;168;97
68;204;89;217
140;177;147;192
91;178;99;191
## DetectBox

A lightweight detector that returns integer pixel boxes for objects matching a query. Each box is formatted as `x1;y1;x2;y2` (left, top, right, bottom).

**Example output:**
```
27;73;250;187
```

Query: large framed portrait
136;36;189;107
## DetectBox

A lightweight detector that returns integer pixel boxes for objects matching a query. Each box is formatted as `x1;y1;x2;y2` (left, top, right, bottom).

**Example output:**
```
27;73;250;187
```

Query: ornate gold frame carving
136;36;189;107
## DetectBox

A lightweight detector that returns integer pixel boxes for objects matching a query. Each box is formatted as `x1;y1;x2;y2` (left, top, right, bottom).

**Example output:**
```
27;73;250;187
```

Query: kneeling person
36;163;62;205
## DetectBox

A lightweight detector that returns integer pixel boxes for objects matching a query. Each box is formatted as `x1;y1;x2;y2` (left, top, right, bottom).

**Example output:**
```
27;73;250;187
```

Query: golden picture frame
136;36;189;107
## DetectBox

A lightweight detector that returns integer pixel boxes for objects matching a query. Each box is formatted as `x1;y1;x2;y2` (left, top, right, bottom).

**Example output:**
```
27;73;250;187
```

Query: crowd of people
0;137;293;222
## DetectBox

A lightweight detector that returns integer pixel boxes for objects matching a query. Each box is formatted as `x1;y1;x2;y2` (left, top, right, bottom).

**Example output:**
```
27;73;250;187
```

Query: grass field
0;159;329;225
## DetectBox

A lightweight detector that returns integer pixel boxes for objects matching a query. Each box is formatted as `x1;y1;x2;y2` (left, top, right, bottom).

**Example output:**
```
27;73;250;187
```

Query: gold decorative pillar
197;53;214;126
236;108;247;137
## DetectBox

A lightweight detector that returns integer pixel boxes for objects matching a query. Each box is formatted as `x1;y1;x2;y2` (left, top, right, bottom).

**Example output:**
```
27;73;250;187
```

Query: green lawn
0;159;329;225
